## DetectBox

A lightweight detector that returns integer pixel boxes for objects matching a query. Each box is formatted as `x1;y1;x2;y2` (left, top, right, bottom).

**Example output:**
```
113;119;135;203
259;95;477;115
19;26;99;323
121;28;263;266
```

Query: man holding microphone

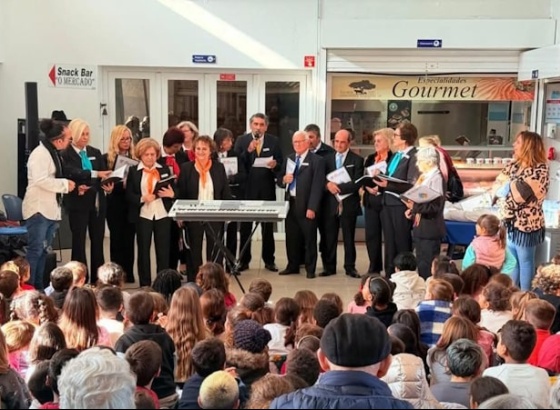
234;113;283;272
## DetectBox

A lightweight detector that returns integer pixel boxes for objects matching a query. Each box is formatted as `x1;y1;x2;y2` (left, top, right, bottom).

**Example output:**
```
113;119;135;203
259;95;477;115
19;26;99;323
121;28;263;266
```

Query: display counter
454;162;503;197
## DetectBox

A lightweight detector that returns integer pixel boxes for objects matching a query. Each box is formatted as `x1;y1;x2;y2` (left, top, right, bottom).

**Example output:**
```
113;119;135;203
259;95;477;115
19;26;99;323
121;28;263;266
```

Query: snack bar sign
48;64;97;90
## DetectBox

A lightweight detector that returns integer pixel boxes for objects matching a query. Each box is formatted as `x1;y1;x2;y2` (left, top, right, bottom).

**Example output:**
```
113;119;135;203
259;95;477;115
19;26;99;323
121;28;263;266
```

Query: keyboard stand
204;220;260;294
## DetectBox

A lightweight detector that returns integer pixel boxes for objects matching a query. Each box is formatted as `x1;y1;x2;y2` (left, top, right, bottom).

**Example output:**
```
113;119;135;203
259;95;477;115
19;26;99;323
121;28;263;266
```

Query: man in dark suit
321;129;364;278
373;122;419;276
61;123;111;284
278;131;325;279
234;113;283;272
305;124;334;269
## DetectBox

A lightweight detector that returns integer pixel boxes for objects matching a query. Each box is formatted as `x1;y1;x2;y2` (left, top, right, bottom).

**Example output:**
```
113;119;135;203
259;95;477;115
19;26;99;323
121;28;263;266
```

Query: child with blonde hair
462;214;516;274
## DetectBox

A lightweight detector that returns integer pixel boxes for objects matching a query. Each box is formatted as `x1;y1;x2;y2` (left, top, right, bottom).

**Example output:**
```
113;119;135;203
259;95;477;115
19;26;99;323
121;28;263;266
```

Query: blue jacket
269;370;414;409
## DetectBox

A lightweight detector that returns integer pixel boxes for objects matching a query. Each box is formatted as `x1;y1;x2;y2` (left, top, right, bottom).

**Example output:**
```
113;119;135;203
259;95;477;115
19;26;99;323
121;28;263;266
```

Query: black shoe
346;270;360;278
238;263;249;272
306;272;316;279
279;268;299;276
318;271;335;277
265;263;279;272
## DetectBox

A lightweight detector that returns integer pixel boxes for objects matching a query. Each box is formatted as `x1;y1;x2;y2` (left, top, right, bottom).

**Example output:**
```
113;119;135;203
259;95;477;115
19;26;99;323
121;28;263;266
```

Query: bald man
321;129;364;278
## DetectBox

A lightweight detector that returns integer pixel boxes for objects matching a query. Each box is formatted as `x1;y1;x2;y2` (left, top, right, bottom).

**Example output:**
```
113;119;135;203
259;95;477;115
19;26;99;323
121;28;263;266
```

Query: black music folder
155;176;175;195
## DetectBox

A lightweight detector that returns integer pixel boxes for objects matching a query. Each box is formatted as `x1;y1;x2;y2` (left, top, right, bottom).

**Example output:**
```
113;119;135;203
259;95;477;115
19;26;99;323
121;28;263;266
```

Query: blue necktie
288;155;300;191
336;153;343;169
80;150;93;171
387;152;403;176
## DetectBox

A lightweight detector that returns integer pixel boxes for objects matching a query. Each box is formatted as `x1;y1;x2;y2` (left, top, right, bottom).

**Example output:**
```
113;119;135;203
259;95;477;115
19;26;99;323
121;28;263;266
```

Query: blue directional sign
417;39;442;48
192;55;217;64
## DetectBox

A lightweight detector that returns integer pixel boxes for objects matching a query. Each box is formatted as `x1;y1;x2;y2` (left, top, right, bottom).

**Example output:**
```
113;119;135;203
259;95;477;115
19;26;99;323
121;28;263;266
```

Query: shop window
329;75;534;151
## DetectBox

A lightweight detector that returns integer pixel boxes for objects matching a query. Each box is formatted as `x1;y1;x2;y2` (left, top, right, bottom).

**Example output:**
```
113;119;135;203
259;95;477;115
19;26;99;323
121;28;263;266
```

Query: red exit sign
304;55;315;68
219;73;236;81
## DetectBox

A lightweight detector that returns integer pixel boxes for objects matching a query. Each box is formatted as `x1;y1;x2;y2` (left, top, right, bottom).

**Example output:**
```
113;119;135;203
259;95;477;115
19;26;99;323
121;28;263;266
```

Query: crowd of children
0;248;558;408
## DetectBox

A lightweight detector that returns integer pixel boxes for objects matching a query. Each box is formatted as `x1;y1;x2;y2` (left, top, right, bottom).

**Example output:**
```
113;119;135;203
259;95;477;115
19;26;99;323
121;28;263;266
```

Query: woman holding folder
126;138;176;287
403;146;445;279
362;128;394;275
178;135;231;272
104;125;137;283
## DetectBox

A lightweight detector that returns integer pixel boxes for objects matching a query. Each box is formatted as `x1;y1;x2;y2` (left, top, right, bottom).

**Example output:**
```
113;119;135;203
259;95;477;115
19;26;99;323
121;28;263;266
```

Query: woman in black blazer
178;135;232;272
126;138;175;287
61;119;112;284
213;128;246;271
362;128;394;275
104;125;136;283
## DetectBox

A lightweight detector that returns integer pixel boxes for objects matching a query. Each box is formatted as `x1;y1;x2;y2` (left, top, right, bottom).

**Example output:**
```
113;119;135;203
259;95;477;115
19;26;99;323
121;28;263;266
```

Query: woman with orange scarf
178;135;231;271
126;138;176;287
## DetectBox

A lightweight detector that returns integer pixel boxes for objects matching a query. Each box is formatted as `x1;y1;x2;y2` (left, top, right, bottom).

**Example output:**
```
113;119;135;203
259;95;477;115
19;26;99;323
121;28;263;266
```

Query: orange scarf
143;167;160;195
195;159;212;187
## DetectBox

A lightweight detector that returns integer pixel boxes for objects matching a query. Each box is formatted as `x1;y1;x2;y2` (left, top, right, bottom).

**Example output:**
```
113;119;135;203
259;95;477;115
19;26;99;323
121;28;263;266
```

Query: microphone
253;132;261;140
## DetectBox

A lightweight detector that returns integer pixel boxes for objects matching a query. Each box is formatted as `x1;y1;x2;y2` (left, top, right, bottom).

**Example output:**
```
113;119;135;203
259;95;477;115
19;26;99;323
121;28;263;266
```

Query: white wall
1;0;560;197
321;0;554;19
0;0;320;196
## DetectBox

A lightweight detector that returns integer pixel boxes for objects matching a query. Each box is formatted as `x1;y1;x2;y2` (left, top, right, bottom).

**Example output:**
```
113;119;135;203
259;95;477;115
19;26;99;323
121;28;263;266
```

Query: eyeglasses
121;137;132;142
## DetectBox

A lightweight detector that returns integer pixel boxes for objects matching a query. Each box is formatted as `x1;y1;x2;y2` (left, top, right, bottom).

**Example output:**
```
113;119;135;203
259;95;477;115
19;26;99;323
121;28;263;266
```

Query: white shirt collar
295;150;309;162
137;162;162;170
72;145;86;155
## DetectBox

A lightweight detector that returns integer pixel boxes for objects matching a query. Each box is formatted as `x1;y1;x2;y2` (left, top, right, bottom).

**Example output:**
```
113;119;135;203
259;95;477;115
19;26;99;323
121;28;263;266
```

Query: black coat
60;145;107;211
323;150;364;217
234;133;283;200
382;147;419;207
279;152;325;214
363;151;393;208
213;150;247;200
177;161;232;201
312;142;335;158
125;165;175;223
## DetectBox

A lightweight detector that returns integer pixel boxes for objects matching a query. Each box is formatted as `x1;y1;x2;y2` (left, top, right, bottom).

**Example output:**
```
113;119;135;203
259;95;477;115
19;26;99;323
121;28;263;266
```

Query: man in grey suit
278;131;325;279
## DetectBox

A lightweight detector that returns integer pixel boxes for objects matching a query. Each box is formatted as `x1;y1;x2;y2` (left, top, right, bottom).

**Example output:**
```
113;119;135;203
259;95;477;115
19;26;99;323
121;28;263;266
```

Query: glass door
106;71;159;148
206;74;256;137
162;73;204;132
257;74;308;157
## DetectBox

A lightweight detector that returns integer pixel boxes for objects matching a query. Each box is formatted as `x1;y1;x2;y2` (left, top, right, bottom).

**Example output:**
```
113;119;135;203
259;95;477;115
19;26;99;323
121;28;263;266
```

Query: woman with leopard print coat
494;131;549;291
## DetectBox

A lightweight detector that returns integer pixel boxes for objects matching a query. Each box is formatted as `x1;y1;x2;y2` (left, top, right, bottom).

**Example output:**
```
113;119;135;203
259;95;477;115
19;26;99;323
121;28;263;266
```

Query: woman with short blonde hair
61;119;111;284
362;128;394;274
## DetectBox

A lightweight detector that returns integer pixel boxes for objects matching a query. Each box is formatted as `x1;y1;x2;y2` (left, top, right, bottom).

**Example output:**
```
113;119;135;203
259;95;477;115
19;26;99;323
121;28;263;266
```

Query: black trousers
323;213;358;274
106;203;135;282
317;210;328;268
186;221;224;272
136;217;171;287
239;221;275;266
414;237;442;280
381;205;412;276
224;221;238;270
364;201;383;274
285;201;318;274
68;207;105;284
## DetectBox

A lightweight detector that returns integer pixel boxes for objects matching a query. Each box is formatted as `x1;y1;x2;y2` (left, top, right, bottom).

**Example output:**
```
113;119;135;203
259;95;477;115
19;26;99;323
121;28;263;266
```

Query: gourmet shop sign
331;76;535;101
48;64;97;90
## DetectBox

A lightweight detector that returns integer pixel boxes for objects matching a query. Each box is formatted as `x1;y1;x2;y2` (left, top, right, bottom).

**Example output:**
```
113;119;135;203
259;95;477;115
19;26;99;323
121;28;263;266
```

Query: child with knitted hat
226;319;272;390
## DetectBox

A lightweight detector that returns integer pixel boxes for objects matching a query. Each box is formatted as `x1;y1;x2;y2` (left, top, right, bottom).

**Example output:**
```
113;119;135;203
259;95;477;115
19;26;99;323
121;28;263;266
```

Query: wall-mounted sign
219;73;236;81
331;76;535;101
417;39;442;48
304;55;316;68
192;55;216;64
48;64;96;89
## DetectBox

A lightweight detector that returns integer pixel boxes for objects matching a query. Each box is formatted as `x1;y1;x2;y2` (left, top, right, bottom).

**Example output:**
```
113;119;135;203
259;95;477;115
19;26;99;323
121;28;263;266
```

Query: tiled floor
58;239;370;307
